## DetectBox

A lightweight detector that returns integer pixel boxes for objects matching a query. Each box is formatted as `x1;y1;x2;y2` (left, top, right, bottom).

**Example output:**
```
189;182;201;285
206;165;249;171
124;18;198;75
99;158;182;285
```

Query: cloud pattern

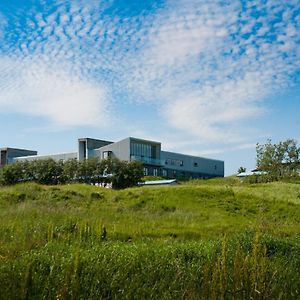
0;0;299;142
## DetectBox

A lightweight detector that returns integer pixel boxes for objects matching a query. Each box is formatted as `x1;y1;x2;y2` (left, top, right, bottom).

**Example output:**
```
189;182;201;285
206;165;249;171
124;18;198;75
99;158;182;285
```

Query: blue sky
0;0;299;175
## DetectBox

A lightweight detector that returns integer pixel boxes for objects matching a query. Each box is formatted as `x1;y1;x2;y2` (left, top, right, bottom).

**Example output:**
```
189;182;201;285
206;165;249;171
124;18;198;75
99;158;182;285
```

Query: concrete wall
15;152;77;162
97;138;131;161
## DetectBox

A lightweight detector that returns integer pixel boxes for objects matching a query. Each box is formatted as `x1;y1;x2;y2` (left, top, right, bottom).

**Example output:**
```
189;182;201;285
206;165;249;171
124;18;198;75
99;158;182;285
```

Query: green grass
0;179;300;299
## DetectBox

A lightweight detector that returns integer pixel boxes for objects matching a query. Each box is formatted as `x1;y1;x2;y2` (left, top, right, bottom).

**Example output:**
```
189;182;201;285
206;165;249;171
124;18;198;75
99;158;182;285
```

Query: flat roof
0;147;37;152
129;137;161;145
78;137;113;143
15;151;77;160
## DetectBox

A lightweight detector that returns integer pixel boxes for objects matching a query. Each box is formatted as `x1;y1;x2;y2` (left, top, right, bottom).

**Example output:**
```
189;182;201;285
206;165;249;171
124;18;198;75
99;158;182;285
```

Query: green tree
0;157;144;188
237;166;246;174
111;160;143;189
32;159;64;185
77;157;99;183
0;162;24;185
62;159;79;183
256;139;300;177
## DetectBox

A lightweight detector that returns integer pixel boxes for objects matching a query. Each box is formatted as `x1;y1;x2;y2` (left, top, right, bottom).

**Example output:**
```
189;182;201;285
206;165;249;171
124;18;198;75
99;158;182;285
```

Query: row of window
165;159;184;166
143;167;213;179
143;167;158;176
165;159;200;168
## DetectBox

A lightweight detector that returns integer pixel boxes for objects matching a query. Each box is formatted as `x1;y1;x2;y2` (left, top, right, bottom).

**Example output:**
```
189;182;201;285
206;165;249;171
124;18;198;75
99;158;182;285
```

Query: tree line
0;157;144;189
256;139;300;176
243;138;300;183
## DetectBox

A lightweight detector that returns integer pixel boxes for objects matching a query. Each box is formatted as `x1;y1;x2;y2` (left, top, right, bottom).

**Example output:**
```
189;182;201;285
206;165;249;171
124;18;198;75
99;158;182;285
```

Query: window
165;158;183;166
162;169;167;177
103;151;112;159
194;162;198;167
144;167;148;176
165;159;171;165
153;168;158;176
131;142;153;158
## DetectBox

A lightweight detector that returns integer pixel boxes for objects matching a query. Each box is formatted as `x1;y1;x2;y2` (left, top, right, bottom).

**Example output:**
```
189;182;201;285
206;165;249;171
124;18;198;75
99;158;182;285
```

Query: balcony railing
130;155;163;166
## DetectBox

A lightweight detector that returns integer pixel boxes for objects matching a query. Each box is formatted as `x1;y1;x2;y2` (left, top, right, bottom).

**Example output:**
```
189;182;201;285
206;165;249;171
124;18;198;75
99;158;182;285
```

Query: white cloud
0;0;299;146
118;0;299;143
145;22;222;66
0;57;109;128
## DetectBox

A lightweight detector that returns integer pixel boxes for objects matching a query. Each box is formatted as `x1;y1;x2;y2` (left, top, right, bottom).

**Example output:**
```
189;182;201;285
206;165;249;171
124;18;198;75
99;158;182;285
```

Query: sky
0;0;299;175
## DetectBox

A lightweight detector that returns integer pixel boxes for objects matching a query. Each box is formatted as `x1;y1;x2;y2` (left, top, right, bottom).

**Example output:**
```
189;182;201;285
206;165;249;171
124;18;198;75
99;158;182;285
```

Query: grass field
0;178;299;299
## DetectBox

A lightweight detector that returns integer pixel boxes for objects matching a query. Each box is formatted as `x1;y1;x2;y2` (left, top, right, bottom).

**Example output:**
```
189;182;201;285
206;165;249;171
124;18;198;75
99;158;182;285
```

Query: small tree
256;139;300;177
62;159;79;183
77;157;99;183
111;160;143;189
237;166;246;174
0;162;24;185
32;159;64;185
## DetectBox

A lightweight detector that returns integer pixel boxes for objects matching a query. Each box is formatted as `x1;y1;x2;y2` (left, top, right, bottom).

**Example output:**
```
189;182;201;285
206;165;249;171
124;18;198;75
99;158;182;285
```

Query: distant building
1;137;224;179
0;147;37;166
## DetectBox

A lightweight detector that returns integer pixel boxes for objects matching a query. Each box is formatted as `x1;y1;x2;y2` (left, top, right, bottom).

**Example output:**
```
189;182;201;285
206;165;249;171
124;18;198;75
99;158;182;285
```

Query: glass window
103;151;112;159
151;145;156;158
131;142;154;158
138;144;140;156
144;167;148;176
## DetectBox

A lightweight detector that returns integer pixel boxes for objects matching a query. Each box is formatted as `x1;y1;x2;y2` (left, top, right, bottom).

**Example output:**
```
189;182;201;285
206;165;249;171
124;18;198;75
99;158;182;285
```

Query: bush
0;158;144;189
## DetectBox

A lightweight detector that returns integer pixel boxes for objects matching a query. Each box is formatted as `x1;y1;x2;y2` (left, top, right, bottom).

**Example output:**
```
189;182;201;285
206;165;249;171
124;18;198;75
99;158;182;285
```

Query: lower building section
143;166;221;180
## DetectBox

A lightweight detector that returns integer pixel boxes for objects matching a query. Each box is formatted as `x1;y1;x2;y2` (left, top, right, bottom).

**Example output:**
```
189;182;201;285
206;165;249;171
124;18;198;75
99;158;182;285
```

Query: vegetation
0;178;299;299
0;157;144;189
142;175;166;181
237;166;246;174
256;139;300;178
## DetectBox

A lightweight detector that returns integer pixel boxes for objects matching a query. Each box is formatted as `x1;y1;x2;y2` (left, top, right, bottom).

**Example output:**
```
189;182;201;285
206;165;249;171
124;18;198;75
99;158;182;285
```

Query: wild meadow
0;178;299;299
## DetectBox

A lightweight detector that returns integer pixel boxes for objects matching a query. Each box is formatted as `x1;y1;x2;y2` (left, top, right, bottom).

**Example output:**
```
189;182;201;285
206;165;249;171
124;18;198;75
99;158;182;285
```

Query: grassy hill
0;178;299;299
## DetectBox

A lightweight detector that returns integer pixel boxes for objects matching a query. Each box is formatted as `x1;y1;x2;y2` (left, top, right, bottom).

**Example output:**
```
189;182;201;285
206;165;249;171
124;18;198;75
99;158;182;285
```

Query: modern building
1;137;224;179
0;147;37;166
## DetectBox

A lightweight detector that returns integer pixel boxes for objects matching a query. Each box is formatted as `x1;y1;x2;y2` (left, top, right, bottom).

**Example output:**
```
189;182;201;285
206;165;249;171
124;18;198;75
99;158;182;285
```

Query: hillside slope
0;180;299;299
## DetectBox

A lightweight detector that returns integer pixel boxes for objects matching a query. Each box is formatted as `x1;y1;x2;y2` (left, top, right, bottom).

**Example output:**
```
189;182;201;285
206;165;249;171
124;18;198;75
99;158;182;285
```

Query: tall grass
1;235;299;299
0;181;299;299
